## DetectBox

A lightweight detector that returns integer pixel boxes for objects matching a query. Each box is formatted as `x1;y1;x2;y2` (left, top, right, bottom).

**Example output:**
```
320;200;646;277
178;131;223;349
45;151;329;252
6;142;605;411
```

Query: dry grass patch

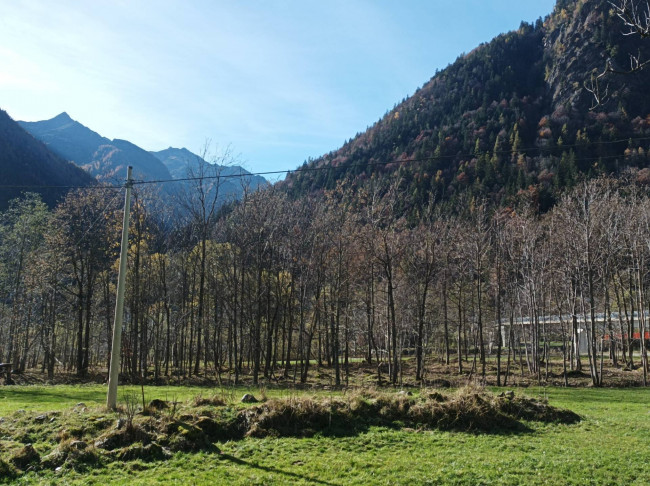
238;387;580;437
191;394;227;407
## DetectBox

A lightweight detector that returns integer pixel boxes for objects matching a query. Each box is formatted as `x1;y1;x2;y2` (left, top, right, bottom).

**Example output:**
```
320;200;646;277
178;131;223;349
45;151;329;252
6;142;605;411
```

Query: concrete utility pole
107;166;133;409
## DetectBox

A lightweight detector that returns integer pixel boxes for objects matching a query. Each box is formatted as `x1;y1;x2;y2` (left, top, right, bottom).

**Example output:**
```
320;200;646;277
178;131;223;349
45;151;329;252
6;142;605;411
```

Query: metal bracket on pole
107;166;133;409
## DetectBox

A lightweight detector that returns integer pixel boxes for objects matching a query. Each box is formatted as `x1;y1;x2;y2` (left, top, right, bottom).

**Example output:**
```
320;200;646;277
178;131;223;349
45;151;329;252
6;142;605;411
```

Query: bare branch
588;2;650;107
610;0;650;38
584;62;611;109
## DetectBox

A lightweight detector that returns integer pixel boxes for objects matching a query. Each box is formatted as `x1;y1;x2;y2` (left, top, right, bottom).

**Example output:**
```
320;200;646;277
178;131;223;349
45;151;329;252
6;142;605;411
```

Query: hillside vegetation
2;0;650;394
285;0;650;215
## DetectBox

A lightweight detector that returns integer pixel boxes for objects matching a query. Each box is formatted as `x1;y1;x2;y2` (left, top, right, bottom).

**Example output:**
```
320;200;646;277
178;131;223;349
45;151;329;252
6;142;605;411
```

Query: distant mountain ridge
19;113;171;184
19;114;268;202
0;109;96;210
152;146;267;191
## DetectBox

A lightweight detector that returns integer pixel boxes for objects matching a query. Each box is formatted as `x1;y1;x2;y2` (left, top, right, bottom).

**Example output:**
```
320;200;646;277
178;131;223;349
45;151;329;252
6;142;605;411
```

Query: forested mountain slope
0;109;96;210
284;0;650;214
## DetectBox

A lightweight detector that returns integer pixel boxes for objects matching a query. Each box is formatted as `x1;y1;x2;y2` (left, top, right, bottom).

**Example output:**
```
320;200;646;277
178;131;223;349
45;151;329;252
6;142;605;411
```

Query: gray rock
73;403;88;413
241;393;258;403
40;449;67;469
70;440;87;450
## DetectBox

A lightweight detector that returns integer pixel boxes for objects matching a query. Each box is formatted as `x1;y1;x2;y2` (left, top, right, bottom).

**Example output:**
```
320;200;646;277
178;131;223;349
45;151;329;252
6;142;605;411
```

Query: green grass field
1;384;648;485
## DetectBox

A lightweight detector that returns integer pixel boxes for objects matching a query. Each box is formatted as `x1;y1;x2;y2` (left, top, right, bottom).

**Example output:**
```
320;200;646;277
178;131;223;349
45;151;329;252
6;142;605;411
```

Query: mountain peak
48;112;75;126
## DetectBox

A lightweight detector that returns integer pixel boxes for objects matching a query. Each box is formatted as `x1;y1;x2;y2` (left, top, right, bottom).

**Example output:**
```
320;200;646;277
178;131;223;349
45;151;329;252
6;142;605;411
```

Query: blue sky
2;0;556;180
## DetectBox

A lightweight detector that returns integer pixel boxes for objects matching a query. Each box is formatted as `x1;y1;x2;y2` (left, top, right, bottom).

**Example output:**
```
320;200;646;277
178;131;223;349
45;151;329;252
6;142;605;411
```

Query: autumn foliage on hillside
285;0;650;216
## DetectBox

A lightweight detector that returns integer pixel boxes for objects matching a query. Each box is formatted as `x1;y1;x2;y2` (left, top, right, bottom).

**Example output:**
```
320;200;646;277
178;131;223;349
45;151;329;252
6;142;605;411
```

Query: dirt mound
111;442;171;462
40;440;101;472
498;395;581;424
148;399;169;410
241;397;351;438
237;387;580;437
0;388;580;479
94;424;153;451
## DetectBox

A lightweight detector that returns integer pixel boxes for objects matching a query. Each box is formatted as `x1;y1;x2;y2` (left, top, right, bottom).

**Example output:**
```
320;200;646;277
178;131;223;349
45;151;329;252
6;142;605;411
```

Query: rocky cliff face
543;0;650;117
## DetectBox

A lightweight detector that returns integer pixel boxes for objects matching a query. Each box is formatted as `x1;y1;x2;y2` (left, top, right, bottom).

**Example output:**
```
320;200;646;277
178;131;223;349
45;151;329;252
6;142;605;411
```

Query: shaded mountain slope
0;109;96;210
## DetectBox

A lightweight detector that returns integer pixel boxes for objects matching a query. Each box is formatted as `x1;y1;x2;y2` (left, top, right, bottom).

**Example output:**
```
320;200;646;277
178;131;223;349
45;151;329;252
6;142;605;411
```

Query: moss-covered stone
167;421;209;452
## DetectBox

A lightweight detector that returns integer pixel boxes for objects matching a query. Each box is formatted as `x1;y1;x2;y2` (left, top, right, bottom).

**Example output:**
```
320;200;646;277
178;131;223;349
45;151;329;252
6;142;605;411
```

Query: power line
2;134;650;191
70;190;124;249
133;134;650;186
0;182;121;190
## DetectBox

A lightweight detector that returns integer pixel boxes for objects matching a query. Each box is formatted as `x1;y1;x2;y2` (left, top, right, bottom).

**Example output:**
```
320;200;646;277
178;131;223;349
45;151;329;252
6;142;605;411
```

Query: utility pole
107;166;133;409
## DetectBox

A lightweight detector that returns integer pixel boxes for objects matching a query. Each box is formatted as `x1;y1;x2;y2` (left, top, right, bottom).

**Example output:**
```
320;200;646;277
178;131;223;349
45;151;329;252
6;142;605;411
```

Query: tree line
1;169;649;387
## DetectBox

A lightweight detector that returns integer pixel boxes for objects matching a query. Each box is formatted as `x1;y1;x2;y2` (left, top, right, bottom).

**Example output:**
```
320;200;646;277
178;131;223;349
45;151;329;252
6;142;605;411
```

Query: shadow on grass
341;421;535;437
220;453;338;486
241;410;538;439
0;386;106;408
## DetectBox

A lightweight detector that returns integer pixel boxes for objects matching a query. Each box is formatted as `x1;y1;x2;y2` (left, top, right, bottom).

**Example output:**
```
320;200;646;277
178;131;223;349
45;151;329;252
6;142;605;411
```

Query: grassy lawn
1;384;648;485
